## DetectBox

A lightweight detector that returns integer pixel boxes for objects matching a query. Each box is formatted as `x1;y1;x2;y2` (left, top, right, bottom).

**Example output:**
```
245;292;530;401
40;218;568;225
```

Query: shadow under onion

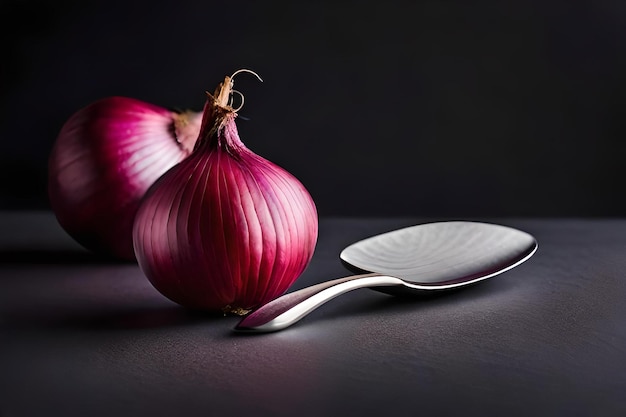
0;249;135;265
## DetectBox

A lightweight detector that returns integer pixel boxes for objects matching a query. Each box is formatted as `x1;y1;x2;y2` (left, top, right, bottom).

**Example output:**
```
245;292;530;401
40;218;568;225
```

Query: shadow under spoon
235;221;538;333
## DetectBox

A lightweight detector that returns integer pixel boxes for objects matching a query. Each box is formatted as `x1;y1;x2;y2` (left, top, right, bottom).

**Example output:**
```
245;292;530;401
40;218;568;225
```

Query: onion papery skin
48;96;202;260
133;85;318;313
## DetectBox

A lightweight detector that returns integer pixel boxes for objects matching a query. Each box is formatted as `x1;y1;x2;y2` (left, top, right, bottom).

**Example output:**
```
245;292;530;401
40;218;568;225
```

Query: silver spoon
235;221;538;333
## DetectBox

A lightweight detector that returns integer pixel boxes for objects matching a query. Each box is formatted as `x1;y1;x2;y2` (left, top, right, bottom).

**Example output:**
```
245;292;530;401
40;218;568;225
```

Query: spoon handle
234;273;404;333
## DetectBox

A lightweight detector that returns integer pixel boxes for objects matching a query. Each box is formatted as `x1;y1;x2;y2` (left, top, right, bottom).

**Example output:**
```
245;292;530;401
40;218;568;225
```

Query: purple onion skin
48;96;201;261
133;80;319;313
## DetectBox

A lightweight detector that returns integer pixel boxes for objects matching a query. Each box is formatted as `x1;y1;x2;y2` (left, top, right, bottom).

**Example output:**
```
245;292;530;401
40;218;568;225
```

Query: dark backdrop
2;0;625;217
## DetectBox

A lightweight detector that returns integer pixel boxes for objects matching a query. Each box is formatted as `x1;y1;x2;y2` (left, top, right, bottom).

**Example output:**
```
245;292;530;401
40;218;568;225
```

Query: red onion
133;70;319;314
48;96;202;260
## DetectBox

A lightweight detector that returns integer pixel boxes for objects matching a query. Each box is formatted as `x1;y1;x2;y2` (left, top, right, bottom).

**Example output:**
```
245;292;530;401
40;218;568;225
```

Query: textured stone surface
1;212;625;416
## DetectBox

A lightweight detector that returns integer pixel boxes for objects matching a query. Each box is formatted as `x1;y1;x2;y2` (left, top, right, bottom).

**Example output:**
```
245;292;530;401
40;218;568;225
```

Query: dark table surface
1;211;625;417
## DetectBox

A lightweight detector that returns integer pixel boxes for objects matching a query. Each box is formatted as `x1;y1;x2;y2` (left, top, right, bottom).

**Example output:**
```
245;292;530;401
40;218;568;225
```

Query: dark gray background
2;0;625;217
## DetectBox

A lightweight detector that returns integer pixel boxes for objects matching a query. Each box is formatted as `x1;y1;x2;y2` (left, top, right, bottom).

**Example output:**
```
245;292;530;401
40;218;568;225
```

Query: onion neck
172;110;202;155
195;76;246;155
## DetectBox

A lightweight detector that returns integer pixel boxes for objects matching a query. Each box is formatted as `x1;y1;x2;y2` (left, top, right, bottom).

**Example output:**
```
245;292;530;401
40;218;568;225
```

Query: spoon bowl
235;221;537;333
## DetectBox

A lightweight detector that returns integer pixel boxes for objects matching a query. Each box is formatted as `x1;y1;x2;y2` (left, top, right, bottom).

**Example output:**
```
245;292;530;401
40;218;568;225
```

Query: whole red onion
48;97;202;260
133;71;318;314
